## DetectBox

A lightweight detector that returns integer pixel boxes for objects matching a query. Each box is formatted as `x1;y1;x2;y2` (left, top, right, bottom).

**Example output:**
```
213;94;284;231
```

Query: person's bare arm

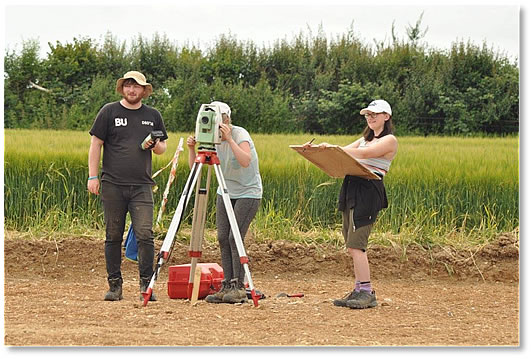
186;135;197;169
88;136;104;195
152;139;167;155
228;139;251;167
342;135;398;159
220;124;251;167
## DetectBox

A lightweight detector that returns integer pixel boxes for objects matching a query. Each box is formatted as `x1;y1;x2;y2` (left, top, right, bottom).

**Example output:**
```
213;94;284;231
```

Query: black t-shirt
89;101;168;185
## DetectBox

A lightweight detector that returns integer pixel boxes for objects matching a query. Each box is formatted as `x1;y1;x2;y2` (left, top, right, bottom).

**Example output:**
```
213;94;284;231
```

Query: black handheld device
141;130;165;150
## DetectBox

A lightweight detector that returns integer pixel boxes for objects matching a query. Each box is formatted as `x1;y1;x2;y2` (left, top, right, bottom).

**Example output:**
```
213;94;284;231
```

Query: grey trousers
216;195;260;283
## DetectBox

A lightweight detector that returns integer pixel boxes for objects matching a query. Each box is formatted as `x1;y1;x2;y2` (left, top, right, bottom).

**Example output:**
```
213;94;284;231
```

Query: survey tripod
142;148;261;307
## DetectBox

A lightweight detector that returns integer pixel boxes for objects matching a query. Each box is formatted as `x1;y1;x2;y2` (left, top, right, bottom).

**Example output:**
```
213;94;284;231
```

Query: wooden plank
190;265;202;305
290;145;381;180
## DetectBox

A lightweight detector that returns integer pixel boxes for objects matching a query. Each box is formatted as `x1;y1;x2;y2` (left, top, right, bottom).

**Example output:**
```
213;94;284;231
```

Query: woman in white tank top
302;99;398;309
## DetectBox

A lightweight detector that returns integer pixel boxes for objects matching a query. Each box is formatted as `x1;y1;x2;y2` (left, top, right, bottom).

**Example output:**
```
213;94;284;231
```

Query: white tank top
357;138;392;175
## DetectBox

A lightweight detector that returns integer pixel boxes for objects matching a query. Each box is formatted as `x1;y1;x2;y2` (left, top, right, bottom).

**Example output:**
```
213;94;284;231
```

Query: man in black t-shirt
88;71;168;302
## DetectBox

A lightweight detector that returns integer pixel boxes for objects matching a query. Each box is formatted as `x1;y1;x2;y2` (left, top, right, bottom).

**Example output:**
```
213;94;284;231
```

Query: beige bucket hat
116;71;153;98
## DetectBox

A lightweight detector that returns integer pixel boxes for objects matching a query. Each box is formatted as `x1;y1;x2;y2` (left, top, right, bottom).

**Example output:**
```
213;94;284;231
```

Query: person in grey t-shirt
187;101;262;304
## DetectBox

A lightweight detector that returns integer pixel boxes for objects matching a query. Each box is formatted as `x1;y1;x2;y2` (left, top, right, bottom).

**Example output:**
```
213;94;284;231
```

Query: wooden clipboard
290;145;381;180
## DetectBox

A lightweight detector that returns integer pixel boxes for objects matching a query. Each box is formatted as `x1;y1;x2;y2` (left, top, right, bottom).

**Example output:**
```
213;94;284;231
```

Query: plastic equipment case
167;263;224;299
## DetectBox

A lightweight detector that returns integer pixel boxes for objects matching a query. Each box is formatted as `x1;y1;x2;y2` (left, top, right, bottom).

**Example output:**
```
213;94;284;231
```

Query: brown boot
205;279;231;304
222;279;248;304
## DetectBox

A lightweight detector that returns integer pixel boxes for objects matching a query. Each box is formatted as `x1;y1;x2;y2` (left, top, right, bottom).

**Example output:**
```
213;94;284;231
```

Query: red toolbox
167;263;224;299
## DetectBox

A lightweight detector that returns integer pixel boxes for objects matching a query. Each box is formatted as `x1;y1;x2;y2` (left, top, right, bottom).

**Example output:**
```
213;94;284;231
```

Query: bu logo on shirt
114;117;128;127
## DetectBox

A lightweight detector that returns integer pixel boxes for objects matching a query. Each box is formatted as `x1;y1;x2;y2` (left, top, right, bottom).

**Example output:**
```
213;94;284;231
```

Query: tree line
4;20;519;135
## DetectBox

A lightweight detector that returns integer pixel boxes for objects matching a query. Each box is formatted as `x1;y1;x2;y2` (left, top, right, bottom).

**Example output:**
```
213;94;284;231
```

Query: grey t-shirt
215;126;262;199
89;101;168;185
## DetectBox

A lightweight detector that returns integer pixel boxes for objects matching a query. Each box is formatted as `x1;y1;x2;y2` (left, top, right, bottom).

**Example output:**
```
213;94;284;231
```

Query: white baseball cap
211;101;231;117
360;99;392;116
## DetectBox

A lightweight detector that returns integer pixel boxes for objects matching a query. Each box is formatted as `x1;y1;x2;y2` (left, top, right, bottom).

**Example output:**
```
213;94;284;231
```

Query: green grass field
4;129;519;247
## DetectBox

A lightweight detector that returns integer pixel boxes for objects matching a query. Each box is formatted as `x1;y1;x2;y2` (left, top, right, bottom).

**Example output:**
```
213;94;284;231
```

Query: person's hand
302;140;315;149
144;138;159;150
87;178;100;195
187;135;196;148
303;141;329;151
220;124;232;142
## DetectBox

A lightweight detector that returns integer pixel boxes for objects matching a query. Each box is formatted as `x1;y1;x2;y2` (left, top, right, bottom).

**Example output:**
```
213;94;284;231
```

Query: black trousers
101;181;154;280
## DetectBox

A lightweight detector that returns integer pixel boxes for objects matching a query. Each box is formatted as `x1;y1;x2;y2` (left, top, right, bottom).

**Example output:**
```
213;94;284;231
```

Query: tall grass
4;129;519;246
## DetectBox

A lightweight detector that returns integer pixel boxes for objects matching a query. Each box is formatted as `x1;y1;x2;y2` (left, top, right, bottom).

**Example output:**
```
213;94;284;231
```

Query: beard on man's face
123;92;143;105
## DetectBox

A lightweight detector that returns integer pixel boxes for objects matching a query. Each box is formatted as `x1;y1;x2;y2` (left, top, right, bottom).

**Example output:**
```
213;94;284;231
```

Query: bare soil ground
3;231;519;346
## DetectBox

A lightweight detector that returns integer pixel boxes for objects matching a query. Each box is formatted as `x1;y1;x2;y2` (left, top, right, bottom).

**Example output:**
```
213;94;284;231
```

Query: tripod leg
160;162;203;254
213;163;260;307
188;165;211;301
142;162;203;307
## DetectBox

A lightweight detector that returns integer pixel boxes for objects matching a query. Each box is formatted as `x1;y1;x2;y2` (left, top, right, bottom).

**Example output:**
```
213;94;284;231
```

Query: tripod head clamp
195;151;221;165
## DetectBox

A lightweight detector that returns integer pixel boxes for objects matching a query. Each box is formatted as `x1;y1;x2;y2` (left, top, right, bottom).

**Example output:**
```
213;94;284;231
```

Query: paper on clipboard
289;145;381;180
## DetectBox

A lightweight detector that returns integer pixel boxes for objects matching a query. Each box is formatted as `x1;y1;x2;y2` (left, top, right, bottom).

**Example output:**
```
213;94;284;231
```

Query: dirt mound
249;233;518;282
4;231;518;282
